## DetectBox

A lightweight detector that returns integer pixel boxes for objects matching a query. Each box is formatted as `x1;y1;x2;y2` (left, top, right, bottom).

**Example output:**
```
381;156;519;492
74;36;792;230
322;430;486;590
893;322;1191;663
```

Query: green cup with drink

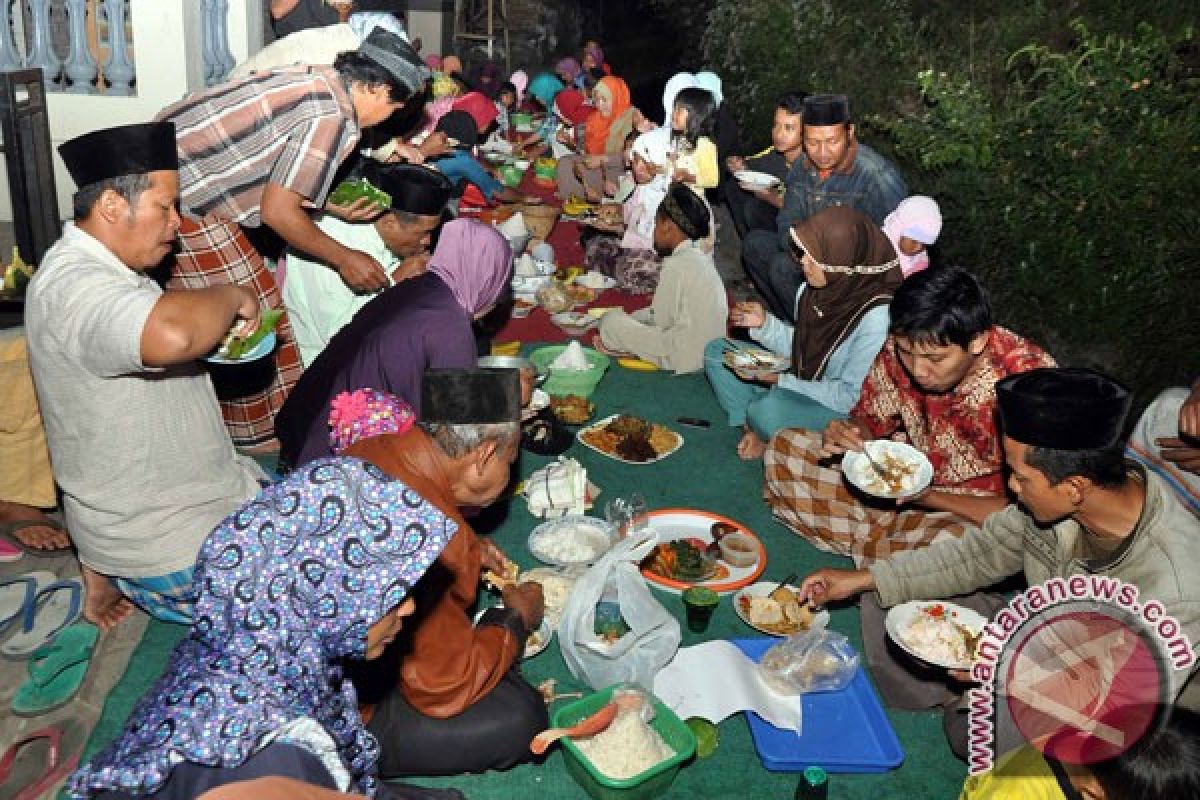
682;586;719;633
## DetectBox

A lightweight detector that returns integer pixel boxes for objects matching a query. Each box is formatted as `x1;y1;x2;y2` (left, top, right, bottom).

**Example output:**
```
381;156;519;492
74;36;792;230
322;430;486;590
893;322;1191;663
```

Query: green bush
703;2;1200;406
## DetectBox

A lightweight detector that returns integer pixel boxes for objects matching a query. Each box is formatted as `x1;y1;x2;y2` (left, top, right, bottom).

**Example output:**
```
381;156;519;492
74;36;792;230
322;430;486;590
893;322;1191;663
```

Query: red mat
479;166;652;344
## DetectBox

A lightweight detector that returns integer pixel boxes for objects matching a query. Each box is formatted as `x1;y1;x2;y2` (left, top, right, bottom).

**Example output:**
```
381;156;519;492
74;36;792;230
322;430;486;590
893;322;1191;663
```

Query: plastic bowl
529;345;610;398
527;515;615;566
555;685;696;800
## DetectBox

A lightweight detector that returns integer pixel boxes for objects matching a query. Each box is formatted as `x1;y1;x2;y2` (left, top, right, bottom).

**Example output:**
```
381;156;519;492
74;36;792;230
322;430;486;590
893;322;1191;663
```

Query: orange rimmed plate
640;509;767;595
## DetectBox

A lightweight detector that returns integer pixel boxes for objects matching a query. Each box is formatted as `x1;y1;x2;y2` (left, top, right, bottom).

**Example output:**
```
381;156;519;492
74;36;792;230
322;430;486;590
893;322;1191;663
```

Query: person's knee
703;338;728;370
741;230;779;274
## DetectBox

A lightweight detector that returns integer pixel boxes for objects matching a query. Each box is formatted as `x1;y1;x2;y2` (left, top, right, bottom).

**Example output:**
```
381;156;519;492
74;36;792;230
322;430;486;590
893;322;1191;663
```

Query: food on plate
580;415;680;463
217;309;283;360
644;539;718;583
552;311;594;334
738;585;815;635
900;603;981;667
857;448;922;495
564;283;597;305
524;624;548;658
575;708;675;781
536;283;572;313
550;394;594;425
596;203;623;226
482;557;519;590
562;197;595;217
520;567;578;627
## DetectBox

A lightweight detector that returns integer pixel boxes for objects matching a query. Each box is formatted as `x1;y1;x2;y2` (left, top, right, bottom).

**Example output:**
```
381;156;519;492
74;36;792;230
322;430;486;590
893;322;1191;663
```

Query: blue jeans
703;339;845;440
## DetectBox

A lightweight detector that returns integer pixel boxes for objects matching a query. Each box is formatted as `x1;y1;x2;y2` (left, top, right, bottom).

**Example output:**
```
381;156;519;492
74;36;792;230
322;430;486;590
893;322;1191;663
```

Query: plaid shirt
852;326;1056;494
159;65;360;226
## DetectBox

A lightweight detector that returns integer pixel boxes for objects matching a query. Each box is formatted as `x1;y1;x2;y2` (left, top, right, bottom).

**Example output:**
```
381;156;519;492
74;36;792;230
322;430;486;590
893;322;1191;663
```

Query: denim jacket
776;141;908;248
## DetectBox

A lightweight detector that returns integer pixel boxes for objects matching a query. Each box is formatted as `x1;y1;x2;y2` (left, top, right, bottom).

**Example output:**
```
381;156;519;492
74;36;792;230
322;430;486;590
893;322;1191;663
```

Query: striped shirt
158;65;360;226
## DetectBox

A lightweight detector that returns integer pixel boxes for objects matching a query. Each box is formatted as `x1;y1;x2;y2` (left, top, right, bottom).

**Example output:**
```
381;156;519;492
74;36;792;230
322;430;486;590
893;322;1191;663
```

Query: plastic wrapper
758;630;859;695
537;283;573;313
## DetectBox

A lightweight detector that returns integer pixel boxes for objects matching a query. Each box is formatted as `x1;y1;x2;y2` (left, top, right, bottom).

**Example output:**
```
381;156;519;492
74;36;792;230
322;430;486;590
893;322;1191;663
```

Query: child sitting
668;87;720;195
583;131;670;294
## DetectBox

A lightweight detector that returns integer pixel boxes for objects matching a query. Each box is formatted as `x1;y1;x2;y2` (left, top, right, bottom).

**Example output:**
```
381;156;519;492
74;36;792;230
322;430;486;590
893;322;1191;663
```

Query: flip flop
0;537;21;563
0;719;87;800
0;571;58;633
0;577;83;659
12;622;100;716
0;518;70;557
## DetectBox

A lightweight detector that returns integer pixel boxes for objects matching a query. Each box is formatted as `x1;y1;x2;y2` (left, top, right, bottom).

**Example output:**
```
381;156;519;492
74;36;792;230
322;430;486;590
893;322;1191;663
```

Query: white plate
885;600;986;670
842;440;933;499
205;331;277;365
733;170;781;188
640;510;767;595
527;514;615;567
733;581;830;637
576;415;684;466
474;607;553;659
722;346;790;377
551;311;597;333
573;271;617;290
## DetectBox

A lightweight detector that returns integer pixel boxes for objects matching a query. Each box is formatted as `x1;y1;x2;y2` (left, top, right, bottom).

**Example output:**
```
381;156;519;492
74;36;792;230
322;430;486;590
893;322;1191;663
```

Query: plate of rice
843;440;933;499
885;601;986;670
527;515;615;567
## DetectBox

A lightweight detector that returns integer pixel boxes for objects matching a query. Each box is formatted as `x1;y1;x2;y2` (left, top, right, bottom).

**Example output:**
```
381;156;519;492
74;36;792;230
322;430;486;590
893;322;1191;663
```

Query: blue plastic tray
732;637;905;773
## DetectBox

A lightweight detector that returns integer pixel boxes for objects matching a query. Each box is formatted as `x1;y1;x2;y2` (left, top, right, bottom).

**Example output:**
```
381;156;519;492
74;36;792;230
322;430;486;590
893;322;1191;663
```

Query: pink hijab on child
883;195;943;277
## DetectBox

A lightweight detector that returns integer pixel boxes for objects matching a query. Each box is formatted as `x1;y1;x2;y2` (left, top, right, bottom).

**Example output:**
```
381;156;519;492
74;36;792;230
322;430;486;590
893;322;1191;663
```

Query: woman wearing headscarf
705;206;902;459
596;183;728;373
882;195;943;278
514;72;566;158
583;130;671;293
555;75;637;201
555;56;583;88
66;457;460;800
275;219;513;468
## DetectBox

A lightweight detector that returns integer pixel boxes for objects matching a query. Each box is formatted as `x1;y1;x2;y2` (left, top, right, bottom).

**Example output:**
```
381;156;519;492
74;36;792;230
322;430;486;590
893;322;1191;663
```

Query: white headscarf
883;195;943;278
348;12;407;41
625;131;672;246
694;71;723;107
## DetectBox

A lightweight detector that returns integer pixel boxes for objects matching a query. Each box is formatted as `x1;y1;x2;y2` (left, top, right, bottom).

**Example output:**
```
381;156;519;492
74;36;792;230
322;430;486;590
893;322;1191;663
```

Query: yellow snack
491;341;521;357
617;357;659;372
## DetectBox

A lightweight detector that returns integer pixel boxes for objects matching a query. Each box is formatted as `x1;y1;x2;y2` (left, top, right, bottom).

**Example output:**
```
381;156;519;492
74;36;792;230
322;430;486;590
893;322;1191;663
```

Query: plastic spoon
529;702;618;755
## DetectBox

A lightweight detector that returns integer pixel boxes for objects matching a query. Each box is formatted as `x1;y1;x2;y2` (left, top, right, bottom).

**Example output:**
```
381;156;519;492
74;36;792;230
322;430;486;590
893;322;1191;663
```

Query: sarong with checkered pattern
173;214;302;447
763;428;970;566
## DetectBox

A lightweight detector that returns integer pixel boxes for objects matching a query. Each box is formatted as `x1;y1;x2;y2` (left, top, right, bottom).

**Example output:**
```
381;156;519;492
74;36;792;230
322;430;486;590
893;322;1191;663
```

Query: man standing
343;369;549;777
282;162;453;366
158;28;429;448
764;267;1055;564
742;94;908;321
25;123;265;628
799;368;1200;753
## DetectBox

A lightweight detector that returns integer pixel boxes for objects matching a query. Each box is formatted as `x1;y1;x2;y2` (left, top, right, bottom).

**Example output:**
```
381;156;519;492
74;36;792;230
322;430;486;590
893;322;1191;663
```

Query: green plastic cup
682;586;719;633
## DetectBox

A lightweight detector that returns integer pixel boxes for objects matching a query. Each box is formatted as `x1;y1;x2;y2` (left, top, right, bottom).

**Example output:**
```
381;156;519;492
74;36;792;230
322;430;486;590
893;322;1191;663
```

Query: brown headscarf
790;206;902;380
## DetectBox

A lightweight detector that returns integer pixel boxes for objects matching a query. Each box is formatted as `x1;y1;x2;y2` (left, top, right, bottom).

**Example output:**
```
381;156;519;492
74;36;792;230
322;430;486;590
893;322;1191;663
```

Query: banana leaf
223;309;283;360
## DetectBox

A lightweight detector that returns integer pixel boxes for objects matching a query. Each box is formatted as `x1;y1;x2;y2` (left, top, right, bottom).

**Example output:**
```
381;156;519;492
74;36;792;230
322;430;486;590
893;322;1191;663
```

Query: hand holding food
336;249;390;293
798;568;874;607
503;581;545;631
819;418;869;457
726;155;747;173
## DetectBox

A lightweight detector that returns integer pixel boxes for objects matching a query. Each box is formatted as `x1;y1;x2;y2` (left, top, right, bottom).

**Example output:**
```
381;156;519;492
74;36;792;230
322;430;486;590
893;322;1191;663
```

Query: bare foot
81;565;135;631
736;429;768;461
0;500;71;550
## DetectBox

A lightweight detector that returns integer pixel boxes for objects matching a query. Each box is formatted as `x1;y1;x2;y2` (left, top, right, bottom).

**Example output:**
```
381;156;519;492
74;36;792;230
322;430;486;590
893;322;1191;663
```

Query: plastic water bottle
795;766;828;799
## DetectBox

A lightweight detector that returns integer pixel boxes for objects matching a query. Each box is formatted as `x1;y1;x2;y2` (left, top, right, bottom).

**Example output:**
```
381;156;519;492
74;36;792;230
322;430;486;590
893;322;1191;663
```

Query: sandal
0;577;83;659
0;720;87;800
0;571;58;633
12;622;100;716
0;518;70;557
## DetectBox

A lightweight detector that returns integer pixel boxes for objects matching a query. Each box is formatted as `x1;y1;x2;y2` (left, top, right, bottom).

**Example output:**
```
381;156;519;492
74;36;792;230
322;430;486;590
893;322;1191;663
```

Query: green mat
84;350;968;799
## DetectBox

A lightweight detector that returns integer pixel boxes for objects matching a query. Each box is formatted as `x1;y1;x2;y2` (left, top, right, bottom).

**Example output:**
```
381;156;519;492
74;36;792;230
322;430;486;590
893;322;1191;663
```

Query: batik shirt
852;326;1055;494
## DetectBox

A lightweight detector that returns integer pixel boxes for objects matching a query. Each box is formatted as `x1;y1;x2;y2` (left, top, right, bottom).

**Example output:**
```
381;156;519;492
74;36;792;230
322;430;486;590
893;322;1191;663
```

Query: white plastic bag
558;529;681;690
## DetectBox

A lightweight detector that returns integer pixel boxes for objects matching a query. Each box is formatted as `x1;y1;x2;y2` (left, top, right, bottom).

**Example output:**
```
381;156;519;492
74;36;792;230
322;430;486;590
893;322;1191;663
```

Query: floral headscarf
329;389;416;455
428;218;513;316
67;459;456;798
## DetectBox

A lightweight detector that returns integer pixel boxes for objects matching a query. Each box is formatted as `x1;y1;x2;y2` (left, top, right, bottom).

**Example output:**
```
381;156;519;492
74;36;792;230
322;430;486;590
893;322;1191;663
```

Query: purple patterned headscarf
428;217;513;316
67;459;456;798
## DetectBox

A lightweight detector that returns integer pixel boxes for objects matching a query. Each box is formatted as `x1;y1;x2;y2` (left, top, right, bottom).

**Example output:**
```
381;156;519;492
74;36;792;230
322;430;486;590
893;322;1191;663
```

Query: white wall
0;0;264;222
